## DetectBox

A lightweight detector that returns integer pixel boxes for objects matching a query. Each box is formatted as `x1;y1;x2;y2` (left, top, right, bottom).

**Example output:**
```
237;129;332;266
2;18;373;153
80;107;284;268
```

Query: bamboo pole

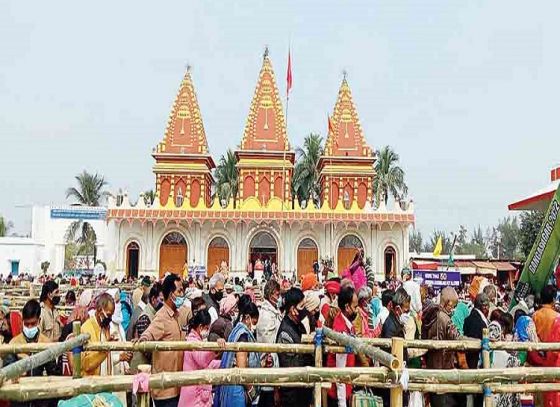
0;333;90;385
321;326;400;370
390;337;403;407
408;367;560;384
5;337;560;355
0;341;315;355
72;321;82;379
0;366;391;401
481;328;492;407
307;334;560;351
313;331;323;407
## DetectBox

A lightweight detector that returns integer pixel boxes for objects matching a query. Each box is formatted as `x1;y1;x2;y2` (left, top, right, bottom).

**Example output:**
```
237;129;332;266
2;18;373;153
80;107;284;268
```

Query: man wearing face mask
139;274;185;407
4;300;59;379
128;283;163;341
378;288;411;406
81;293;133;377
257;280;283;407
276;288;314;407
326;285;358;407
39;280;63;342
202;273;225;324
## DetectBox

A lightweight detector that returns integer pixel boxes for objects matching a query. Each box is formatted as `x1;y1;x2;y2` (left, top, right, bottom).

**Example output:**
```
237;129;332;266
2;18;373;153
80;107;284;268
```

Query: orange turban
301;273;318;292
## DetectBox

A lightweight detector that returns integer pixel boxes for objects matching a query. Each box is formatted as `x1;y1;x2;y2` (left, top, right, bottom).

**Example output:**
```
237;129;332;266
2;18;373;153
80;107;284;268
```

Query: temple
106;50;414;281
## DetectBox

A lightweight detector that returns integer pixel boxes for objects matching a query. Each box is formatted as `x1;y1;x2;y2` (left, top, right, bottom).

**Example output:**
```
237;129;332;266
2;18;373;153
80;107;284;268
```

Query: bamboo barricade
0;333;90;386
5;366;560;402
321;326;400;370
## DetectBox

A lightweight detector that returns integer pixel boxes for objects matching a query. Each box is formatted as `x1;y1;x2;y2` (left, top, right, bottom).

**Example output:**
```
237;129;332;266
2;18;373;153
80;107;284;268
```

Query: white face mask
200;329;209;340
112;303;123;324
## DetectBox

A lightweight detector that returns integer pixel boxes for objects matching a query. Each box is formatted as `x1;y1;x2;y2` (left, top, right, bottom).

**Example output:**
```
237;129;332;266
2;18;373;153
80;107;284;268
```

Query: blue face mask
173;295;185;309
23;325;39;339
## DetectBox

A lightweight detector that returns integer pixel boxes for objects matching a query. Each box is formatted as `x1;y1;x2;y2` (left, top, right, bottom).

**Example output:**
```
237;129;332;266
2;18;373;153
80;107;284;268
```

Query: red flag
328;115;334;134
286;49;292;97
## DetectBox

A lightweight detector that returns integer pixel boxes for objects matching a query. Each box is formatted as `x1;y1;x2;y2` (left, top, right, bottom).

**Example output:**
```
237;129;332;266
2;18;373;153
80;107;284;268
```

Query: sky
1;1;559;239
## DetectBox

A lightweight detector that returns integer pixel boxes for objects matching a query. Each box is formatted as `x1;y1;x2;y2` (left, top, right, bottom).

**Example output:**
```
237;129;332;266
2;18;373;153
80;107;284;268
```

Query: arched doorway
297;238;318;280
337;234;363;275
126;242;140;278
249;231;278;279
159;232;188;278
384;246;396;280
207;237;229;277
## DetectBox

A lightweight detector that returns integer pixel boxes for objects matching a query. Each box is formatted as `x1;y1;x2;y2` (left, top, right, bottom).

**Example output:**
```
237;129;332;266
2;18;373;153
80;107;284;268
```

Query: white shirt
402;279;422;314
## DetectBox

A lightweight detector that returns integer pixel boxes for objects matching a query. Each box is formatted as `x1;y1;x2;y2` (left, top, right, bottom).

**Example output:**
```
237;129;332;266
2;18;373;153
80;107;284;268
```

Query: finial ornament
263;45;269;59
342;69;348;81
186;64;192;73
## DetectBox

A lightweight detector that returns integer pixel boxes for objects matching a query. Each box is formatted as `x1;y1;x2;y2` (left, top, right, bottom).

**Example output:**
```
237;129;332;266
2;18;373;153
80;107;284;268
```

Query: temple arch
159;231;188;278
206;236;230;277
296;237;318;280
337;234;364;274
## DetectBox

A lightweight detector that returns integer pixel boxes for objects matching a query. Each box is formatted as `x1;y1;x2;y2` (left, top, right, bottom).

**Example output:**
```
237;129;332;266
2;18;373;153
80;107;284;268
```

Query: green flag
511;185;560;308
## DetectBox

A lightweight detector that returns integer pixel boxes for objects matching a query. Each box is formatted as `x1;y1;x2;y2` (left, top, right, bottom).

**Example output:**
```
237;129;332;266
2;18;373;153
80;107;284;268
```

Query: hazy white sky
1;1;559;239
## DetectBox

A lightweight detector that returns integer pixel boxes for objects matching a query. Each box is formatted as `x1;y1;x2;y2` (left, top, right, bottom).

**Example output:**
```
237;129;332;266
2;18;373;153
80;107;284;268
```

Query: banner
413;270;461;290
512;185;560;307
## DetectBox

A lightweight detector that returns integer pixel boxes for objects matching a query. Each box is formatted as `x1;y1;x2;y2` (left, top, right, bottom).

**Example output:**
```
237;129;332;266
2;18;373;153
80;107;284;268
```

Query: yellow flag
433;236;443;257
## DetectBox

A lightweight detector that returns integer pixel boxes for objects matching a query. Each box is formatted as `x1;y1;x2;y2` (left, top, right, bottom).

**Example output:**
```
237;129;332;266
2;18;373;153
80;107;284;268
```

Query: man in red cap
320;280;341;328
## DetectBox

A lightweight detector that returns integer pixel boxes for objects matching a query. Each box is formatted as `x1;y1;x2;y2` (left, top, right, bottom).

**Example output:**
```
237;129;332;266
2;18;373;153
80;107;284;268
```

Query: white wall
0;237;43;277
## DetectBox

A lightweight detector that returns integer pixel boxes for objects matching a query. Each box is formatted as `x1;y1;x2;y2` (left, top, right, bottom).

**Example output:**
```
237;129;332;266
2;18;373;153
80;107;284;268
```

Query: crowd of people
0;249;559;407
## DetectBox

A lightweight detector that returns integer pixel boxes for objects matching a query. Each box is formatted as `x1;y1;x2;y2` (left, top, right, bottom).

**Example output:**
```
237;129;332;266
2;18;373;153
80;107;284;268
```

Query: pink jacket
178;331;221;407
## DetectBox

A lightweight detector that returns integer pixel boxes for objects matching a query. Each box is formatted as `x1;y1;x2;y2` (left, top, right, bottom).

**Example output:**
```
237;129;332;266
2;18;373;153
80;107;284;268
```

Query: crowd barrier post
72;321;82;379
481;328;493;407
313;328;323;407
390;337;404;407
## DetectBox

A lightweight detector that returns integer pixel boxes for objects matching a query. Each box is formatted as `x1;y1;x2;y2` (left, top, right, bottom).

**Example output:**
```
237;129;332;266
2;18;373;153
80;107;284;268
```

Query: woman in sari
214;295;262;407
513;311;539;365
340;249;367;291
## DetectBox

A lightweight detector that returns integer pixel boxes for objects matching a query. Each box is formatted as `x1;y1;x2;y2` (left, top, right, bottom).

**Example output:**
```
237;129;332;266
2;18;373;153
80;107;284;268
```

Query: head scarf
220;294;238;316
514;315;538;342
325;281;341;295
451;301;471;336
369;297;382;329
79;289;94;308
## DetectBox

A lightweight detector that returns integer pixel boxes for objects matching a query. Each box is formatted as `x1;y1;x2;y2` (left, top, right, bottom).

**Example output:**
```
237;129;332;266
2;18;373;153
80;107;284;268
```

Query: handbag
352;389;383;407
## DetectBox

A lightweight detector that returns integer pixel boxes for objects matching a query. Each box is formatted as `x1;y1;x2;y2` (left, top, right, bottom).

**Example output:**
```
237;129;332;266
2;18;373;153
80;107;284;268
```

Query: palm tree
66;171;109;206
0;216;13;237
373;146;408;206
65;171;108;267
292;133;323;207
214;149;239;208
142;189;156;206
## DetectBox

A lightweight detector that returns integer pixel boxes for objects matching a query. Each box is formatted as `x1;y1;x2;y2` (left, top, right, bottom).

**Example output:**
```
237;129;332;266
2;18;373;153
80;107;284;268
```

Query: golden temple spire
239;49;289;152
324;74;372;158
158;67;210;155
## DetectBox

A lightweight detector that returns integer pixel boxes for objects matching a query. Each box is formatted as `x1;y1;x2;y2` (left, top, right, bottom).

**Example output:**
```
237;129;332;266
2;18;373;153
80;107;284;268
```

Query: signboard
414;270;461;290
50;208;107;220
511;185;560;308
189;265;207;279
